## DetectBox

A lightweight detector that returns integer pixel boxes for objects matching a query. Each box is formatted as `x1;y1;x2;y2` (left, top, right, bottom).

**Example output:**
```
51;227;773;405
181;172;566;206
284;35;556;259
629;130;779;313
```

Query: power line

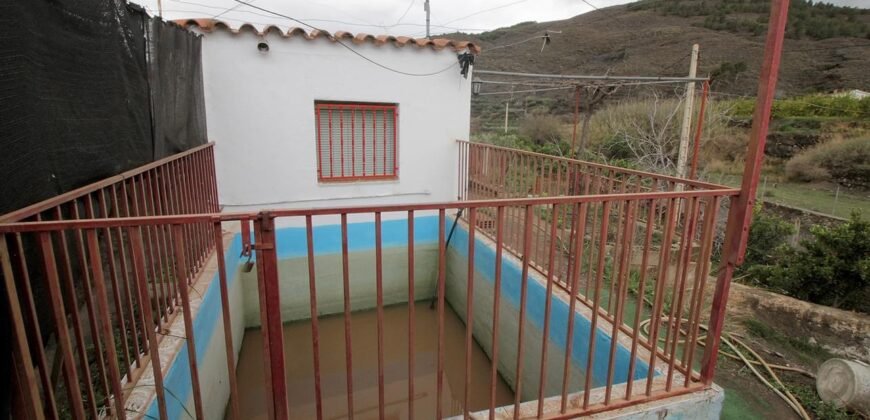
476;69;709;82
393;0;416;26
167;0;488;32
440;0;530;25
231;0;463;77
476;80;692;96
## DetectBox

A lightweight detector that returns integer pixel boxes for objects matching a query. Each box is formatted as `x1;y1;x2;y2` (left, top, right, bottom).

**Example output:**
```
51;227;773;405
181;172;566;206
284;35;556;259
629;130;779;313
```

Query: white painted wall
196;29;472;217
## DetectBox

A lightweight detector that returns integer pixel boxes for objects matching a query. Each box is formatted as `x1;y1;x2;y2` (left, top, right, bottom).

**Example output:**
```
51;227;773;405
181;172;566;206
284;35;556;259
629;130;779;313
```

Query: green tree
750;212;870;313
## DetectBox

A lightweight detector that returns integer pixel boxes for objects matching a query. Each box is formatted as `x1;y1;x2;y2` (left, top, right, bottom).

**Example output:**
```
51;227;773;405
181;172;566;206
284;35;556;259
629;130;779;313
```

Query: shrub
518;113;564;146
738;208;796;276
726;95;870;119
785;137;870;187
749;212;870;313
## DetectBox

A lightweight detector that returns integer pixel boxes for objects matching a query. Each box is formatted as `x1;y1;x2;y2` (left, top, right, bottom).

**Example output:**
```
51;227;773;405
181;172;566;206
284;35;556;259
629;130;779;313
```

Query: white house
176;19;479;215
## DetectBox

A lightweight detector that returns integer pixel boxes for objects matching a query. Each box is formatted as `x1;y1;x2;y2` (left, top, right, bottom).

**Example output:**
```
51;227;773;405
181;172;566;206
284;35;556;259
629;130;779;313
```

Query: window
315;102;398;181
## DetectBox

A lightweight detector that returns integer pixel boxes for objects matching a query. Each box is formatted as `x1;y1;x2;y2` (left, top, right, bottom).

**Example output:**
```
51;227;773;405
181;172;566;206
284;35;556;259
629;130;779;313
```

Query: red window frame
314;101;399;182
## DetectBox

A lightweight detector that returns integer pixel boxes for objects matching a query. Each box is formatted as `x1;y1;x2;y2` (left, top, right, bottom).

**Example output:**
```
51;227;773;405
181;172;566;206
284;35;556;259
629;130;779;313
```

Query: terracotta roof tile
173;18;481;54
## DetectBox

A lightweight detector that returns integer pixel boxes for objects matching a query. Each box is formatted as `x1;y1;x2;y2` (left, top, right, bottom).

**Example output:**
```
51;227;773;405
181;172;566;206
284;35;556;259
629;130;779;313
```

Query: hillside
446;0;870;97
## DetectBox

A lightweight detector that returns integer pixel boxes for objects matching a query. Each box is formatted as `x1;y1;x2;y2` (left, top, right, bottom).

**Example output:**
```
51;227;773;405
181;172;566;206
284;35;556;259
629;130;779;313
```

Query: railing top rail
0;142;215;223
0;188;738;233
458;140;732;191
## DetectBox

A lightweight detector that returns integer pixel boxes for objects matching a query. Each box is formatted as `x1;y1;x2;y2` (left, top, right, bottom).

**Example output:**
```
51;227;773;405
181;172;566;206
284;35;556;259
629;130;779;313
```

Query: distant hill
445;0;870;97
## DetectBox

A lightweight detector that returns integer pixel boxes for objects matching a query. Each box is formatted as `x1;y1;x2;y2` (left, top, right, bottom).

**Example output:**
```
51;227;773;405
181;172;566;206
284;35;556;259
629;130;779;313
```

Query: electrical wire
486;35;550;51
167;0;489;32
440;0;531;25
476;79;689;96
393;0;416;27
231;0;462;77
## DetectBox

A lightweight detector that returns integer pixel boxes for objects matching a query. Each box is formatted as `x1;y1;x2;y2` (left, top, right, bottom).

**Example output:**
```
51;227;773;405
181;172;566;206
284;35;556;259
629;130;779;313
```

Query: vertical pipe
489;206;505;418
436;209;446;420
683;198;720;387
340;214;355;419
537;203;560;418
689;81;710;180
513;205;534;419
85;228;127;418
702;0;791;384
129;227;169;419
665;197;700;391
171;224;205;420
375;212;386;419
646;199;678;396
625;196;659;399
37;231;87;419
464;207;476;418
407;211;416;419
71;202;111;402
604;200;638;404
10;234;58;417
213;221;241;420
53;209;99;417
113;184;143;368
257;214;289;419
304;215;324;420
560;202;587;414
1;236;46;420
583;201;612;409
98;190;133;374
252;218;276;420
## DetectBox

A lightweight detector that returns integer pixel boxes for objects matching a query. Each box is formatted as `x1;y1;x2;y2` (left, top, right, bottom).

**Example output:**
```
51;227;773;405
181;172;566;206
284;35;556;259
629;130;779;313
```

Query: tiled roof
174;18;481;54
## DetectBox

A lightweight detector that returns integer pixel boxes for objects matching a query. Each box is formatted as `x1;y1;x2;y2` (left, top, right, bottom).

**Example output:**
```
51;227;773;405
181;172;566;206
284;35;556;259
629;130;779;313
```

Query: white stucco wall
196;29;472;217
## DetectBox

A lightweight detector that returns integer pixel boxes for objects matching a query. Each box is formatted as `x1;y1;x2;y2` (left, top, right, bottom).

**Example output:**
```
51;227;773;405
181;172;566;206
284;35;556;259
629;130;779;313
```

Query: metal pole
571;86;580;157
700;0;791;385
676;44;700;183
475;69;709;82
504;101;509;133
424;0;430;39
832;185;840;216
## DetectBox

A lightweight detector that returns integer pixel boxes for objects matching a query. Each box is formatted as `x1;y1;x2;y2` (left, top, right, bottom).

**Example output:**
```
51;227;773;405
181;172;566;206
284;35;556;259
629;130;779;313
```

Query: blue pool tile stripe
445;223;650;387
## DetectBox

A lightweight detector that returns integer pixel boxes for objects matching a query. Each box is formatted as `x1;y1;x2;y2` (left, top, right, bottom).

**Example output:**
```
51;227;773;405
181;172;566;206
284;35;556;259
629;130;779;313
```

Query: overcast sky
140;0;868;37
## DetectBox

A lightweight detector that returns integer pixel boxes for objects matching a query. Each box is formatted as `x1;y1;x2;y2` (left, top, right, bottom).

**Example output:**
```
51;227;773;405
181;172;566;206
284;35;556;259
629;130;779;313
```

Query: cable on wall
231;0;467;77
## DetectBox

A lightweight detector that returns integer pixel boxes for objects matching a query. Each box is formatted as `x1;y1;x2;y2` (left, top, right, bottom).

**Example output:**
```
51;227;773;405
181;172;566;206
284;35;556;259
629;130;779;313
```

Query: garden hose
638;316;812;420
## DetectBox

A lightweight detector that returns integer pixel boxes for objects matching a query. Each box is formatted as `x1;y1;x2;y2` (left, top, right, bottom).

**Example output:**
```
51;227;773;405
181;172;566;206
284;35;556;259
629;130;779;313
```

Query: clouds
141;0;618;35
143;0;867;37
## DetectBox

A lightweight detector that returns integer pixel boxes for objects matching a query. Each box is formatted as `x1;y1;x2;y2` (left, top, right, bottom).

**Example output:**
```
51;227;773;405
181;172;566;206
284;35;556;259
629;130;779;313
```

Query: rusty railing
3;189;738;419
1;144;220;419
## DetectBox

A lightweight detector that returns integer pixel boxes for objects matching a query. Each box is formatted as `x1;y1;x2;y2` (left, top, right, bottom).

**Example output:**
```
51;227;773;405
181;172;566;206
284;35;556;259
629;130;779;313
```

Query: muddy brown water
233;302;514;419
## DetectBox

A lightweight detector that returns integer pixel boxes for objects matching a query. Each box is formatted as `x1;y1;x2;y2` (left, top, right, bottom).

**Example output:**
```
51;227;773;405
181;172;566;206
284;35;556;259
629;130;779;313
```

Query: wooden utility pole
676;44;700;184
504;101;509;133
424;0;431;38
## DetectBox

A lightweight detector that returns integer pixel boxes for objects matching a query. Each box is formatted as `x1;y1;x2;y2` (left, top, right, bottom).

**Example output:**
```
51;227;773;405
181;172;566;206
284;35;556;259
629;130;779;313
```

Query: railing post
171;224;205;420
1;236;45;420
701;0;790;385
254;212;288;419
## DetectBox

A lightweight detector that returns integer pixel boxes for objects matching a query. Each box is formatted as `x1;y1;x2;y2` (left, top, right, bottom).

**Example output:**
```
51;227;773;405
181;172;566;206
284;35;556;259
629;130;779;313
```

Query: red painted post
305;215;324;420
701;0;791;385
213;221;241;420
688;81;710;180
255;213;289;419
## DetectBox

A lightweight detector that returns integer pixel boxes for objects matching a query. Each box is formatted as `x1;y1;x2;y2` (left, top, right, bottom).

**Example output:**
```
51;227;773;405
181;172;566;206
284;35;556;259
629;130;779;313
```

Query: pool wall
239;215;443;326
144;232;247;420
444;222;650;402
144;214;653;418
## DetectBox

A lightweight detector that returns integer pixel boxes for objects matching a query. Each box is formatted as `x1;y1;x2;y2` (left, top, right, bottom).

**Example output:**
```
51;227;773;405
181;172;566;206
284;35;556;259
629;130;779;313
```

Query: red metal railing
3;189;738;419
1;144;221;419
3;0;791;410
